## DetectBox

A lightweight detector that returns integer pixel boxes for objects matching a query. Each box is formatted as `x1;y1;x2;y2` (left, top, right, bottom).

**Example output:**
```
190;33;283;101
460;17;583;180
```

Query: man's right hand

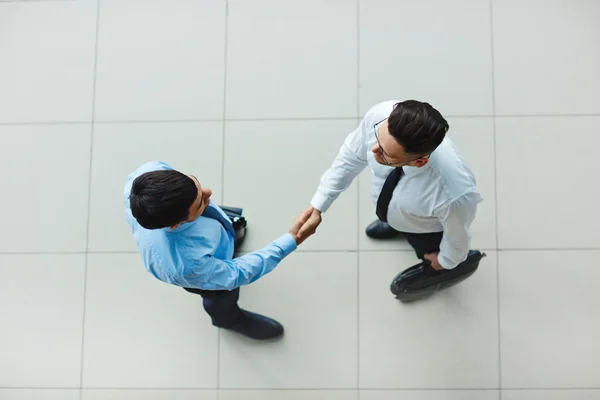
289;207;314;245
295;206;322;245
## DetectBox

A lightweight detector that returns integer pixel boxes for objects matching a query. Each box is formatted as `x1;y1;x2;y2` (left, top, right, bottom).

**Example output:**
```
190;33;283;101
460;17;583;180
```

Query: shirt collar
402;161;431;177
166;219;197;233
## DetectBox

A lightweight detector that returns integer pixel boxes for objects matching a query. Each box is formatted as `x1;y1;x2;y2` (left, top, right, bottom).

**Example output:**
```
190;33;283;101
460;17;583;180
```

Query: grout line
0;121;92;126
3;247;600;256
4;388;600;391
217;0;230;393
3;113;600;127
79;0;102;394
356;0;361;119
489;0;503;390
356;0;361;390
0;0;73;2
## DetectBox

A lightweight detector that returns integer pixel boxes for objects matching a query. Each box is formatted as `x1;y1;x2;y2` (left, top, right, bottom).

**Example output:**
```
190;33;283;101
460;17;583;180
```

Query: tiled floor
1;0;599;399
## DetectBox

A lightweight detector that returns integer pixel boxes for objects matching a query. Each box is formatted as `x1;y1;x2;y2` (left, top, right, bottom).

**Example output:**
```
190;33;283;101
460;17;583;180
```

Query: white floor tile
502;390;600;400
496;117;600;249
359;251;499;389
499;250;600;388
0;255;85;387
0;390;80;400
88;122;223;252
224;120;359;252
493;0;600;115
219;252;358;389
0;0;96;123
82;254;219;388
359;0;493;116
358;118;496;251
82;390;217;400
225;0;357;119
0;124;91;252
360;391;499;400
220;391;357;400
94;0;226;121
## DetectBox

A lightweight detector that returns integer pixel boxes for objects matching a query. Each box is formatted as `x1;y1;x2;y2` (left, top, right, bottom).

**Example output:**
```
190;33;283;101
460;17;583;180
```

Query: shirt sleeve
310;116;371;213
174;233;297;291
434;193;480;269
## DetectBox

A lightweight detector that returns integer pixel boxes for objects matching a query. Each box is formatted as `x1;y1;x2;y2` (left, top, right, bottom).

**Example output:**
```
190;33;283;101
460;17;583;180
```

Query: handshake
289;206;323;245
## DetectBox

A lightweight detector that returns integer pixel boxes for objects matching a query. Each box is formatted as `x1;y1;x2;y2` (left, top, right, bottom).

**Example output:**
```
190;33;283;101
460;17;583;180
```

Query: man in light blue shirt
124;161;311;340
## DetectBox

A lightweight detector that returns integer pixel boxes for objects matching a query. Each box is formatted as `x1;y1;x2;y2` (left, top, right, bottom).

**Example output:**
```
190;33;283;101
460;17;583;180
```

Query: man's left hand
424;252;444;271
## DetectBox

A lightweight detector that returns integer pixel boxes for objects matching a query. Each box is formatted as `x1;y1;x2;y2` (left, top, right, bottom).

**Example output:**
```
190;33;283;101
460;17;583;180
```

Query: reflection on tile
496;117;600;249
226;0;357;119
220;390;357;400
0;0;96;123
360;390;499;400
82;390;217;400
95;0;226;121
219;252;358;389
0;255;85;387
360;0;493;116
0;124;91;252
359;251;499;388
83;254;219;388
493;0;600;115
0;390;80;400
500;250;600;388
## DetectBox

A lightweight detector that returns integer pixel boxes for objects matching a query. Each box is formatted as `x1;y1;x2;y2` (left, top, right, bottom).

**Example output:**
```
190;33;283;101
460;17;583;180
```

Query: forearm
181;233;297;291
437;236;470;269
435;198;478;269
311;144;368;212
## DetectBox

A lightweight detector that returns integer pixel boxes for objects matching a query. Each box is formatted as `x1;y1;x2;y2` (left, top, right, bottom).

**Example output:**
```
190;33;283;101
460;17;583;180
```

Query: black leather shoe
365;220;402;239
225;310;284;340
390;250;486;302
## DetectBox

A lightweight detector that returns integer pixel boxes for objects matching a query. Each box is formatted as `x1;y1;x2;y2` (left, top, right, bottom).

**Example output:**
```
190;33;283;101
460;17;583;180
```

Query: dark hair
387;100;449;156
129;170;198;229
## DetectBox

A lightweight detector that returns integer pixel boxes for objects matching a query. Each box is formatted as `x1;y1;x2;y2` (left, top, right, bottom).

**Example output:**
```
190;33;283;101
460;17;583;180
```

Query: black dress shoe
390;250;486;302
365;220;402;239
225;310;284;340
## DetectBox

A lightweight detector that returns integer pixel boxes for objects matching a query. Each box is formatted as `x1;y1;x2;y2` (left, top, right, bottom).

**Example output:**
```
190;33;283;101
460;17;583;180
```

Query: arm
178;233;297;291
174;207;312;290
433;194;479;269
310;117;371;213
297;118;372;240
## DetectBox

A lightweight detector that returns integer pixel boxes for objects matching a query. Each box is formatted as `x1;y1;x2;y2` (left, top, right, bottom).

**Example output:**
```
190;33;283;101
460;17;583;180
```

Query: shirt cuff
437;252;461;270
310;191;333;213
273;233;297;257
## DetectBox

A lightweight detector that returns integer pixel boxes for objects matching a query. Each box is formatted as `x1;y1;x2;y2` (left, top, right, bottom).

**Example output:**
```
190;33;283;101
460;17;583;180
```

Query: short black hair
387;100;449;156
129;170;198;229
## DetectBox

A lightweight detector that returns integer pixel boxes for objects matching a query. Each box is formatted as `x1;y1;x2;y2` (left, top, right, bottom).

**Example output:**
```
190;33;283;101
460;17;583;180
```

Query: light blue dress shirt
124;161;297;291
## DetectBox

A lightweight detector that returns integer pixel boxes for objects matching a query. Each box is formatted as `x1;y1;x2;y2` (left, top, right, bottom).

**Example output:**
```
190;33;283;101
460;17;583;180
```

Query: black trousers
402;231;444;260
183;287;245;328
401;230;479;284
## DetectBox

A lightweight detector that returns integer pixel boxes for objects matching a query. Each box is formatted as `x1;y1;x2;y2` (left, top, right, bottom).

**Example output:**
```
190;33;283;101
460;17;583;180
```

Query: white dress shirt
310;100;482;269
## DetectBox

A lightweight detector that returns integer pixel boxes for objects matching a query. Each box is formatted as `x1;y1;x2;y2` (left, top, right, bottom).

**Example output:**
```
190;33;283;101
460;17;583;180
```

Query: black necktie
376;167;404;223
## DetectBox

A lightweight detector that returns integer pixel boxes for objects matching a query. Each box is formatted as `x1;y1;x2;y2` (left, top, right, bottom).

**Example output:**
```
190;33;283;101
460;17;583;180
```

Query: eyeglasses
373;119;429;166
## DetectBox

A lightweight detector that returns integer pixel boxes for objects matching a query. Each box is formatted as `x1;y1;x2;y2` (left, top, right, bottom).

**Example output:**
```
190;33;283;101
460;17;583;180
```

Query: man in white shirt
297;100;486;301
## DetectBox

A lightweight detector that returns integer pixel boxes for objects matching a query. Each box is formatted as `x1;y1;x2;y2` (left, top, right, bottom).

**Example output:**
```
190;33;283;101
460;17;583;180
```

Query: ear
414;157;429;168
